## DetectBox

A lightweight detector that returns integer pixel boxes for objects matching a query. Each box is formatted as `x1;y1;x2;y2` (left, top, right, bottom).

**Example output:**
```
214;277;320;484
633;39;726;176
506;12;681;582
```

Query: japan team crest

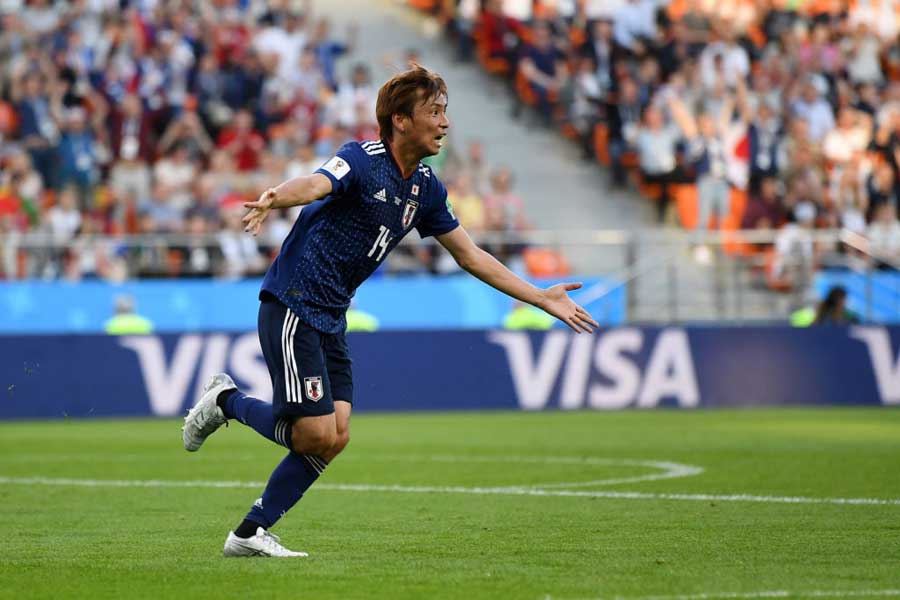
401;200;419;229
304;376;323;402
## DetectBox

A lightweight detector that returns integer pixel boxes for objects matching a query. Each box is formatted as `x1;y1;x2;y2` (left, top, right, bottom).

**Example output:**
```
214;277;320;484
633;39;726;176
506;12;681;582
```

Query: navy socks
242;452;327;532
218;390;292;449
218;390;328;535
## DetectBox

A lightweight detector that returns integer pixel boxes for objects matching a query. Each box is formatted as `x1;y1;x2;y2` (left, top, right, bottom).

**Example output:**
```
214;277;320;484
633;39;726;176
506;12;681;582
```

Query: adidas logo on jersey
374;188;387;202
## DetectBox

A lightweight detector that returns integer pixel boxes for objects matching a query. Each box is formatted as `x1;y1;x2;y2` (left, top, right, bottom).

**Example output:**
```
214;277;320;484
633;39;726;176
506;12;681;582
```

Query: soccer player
182;66;598;557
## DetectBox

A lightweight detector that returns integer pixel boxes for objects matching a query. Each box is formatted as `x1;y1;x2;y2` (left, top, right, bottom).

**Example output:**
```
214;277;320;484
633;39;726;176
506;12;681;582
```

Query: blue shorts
258;294;353;421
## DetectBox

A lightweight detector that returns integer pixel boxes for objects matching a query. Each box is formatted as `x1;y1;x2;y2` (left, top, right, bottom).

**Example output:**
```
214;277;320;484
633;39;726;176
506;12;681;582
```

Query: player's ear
392;112;408;135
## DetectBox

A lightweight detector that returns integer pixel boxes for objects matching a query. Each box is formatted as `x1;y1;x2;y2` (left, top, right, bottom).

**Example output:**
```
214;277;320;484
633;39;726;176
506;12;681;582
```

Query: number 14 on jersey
367;225;392;262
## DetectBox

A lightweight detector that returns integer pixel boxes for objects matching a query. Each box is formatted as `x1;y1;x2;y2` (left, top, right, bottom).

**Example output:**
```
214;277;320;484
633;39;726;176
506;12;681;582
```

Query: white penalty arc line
0;454;704;488
587;590;900;600
2;476;900;507
359;455;705;489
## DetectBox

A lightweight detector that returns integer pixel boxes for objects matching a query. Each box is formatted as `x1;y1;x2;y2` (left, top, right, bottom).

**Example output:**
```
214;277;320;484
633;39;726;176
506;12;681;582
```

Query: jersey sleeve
314;142;366;197
415;176;460;239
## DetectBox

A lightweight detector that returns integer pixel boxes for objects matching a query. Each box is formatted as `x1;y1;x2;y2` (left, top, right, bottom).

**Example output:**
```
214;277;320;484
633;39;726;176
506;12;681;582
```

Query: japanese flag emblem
411;184;419;196
401;200;419;229
304;376;324;402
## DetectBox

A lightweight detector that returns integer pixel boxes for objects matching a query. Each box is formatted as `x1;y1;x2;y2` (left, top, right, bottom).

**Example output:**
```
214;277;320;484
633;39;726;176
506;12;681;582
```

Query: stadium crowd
0;0;533;280
424;0;900;277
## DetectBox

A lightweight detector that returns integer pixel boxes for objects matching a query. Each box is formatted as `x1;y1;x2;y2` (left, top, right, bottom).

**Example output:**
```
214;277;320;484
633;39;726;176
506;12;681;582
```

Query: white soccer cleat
223;528;308;558
182;373;235;452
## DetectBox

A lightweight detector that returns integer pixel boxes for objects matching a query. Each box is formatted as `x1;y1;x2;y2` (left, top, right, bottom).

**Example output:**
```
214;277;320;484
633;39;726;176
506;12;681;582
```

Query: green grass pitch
1;408;898;599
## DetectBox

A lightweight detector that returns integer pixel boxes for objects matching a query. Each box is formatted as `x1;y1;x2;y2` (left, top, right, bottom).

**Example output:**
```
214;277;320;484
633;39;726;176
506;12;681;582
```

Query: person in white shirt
699;28;750;91
823;108;872;165
791;80;835;142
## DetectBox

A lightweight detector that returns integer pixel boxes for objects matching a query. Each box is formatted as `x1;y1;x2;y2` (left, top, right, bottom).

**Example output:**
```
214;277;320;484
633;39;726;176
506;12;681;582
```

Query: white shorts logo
321;156;351;180
304;376;324;402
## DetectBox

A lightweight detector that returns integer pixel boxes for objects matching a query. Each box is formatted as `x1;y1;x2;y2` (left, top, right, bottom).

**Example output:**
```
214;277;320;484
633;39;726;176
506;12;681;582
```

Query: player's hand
538;282;599;334
243;188;276;236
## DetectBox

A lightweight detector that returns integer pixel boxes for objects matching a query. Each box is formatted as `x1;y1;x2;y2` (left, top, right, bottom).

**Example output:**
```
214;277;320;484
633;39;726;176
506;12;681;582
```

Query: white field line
357;455;705;488
578;589;900;600
0;454;704;488
2;476;900;507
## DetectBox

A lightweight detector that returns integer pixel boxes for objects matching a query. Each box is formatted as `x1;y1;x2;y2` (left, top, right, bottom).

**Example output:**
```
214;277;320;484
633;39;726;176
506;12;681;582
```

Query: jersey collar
382;138;420;181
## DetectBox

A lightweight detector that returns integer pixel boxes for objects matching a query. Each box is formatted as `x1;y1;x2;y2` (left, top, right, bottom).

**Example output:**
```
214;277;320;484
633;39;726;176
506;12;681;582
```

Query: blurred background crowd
425;0;900;279
2;0;900;284
0;0;534;280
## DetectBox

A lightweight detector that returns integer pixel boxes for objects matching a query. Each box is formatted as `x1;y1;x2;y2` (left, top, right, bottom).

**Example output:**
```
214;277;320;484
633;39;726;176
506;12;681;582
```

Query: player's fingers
563;282;583;291
574;315;592;333
564;316;584;334
245;215;262;233
576;315;595;333
576;306;599;327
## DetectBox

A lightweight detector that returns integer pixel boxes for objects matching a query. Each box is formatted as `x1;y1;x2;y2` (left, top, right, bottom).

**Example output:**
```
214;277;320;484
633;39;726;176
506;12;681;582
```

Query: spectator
613;0;659;54
139;181;184;234
104;294;154;335
153;144;198;214
743;176;786;230
683;95;735;234
447;173;485;233
791;79;835;143
57;107;100;209
216;109;266;172
635;93;692;223
285;144;327;181
812;286;861;325
517;21;568;125
570;55;605;160
607;76;643;186
328;63;376;130
830;158;868;234
582;19;620;94
772;207;816;283
747;100;784;193
157;108;214;161
14;72;60;190
823;108;872;166
311;18;355;90
866;162;900;219
698;24;750;91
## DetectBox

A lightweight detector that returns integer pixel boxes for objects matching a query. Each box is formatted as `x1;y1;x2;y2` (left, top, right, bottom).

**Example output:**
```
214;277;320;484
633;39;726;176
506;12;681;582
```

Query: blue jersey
261;139;459;333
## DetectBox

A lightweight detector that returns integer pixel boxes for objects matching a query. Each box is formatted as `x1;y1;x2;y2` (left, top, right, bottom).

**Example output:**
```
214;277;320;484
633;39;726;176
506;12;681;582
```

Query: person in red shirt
216;108;266;171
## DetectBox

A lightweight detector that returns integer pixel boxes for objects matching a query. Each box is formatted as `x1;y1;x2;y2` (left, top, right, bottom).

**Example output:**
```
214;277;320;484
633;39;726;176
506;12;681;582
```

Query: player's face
410;93;449;157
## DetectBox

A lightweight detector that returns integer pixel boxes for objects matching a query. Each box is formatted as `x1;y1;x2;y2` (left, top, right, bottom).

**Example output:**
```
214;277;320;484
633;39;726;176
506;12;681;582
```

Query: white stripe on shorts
282;310;301;403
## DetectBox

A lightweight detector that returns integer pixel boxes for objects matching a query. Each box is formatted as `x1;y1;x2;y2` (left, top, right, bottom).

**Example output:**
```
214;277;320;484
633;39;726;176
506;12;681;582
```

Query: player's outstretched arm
243;173;333;235
436;227;599;334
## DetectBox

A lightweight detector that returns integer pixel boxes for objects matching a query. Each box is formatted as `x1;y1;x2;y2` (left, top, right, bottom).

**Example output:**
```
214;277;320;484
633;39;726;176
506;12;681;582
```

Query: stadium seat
593;123;610;166
523;247;571;278
673;183;699;229
407;0;439;11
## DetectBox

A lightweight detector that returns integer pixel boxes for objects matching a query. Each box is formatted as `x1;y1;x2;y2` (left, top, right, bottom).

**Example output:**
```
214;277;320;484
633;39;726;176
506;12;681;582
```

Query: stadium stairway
626;240;797;324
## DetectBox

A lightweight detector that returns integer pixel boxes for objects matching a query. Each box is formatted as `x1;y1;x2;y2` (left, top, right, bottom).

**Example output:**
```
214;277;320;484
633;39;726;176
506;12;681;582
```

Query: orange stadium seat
593;123;610;166
523;247;571;278
673;183;699;229
407;0;438;11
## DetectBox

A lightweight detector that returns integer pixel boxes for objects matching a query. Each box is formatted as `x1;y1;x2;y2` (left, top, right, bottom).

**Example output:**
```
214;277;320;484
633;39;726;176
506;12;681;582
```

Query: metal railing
1;227;897;322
